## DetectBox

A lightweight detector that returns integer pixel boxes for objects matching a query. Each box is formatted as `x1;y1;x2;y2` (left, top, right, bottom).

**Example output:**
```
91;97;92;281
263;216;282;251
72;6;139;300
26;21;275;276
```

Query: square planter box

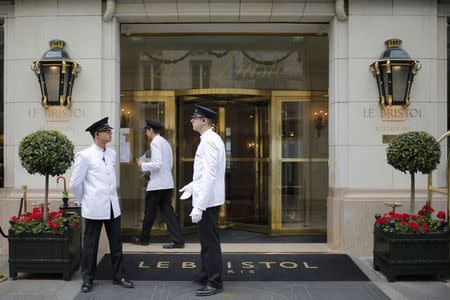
8;225;81;281
373;226;450;282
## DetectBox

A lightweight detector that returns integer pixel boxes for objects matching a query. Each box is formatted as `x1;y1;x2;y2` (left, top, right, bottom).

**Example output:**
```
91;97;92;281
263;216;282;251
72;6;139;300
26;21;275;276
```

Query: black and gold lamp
31;40;81;108
370;39;421;109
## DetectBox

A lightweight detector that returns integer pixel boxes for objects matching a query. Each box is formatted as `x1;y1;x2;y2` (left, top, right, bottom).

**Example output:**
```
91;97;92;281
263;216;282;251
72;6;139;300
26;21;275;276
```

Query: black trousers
198;206;223;287
140;189;184;244
82;207;124;282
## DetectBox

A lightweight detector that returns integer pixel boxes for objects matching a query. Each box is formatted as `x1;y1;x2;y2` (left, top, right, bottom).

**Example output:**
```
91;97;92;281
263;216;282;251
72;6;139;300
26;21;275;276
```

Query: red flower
408;221;421;232
52;222;59;229
401;220;408;226
437;211;446;220
376;216;391;224
388;212;401;218
422;223;430;233
49;211;61;219
421;204;434;213
411;215;418;220
32;207;42;215
10;216;18;222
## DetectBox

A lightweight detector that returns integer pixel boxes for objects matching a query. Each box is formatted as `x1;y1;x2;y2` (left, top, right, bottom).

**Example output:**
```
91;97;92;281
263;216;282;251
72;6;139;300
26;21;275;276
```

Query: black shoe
193;278;207;286
81;280;93;293
112;278;134;288
130;236;149;246
162;242;185;249
196;284;223;296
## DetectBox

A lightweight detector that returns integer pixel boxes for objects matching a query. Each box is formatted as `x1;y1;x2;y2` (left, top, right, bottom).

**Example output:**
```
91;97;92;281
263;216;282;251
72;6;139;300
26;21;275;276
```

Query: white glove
190;207;203;223
179;183;193;200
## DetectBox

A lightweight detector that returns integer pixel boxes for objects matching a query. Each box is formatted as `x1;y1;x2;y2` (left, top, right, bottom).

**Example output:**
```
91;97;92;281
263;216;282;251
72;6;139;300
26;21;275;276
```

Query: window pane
282;102;308;158
121;36;328;91
282;101;328;159
120;101;166;231
282;162;327;229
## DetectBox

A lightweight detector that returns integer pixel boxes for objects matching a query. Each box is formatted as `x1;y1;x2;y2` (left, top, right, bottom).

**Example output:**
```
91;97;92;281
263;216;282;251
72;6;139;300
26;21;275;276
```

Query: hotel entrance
119;34;329;237
119;89;328;236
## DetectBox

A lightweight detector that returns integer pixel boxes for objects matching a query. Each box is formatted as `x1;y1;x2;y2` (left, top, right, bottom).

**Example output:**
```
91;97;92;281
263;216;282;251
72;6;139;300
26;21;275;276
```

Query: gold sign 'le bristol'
138;260;319;274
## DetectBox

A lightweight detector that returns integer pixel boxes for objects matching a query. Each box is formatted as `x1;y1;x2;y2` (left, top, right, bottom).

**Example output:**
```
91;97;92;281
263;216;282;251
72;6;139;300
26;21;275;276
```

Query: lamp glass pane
381;65;389;100
392;64;410;104
43;65;61;104
63;65;71;100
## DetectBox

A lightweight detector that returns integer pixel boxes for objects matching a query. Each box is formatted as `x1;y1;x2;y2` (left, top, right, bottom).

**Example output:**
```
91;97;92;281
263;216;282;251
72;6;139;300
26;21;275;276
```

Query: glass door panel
119;91;176;234
225;102;269;227
272;91;328;232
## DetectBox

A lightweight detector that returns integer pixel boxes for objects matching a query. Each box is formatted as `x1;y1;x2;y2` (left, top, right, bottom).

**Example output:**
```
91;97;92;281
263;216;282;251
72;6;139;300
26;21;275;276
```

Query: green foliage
62;191;69;198
386;131;441;175
18;130;75;177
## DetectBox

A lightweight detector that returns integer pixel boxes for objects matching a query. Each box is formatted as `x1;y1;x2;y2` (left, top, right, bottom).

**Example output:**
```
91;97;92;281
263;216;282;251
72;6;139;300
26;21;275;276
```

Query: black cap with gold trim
85;117;113;134
191;104;217;120
144;119;164;130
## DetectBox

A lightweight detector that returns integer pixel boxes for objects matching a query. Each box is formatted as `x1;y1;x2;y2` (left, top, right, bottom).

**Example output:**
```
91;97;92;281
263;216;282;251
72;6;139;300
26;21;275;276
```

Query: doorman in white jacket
70;117;133;293
179;104;226;297
131;120;184;248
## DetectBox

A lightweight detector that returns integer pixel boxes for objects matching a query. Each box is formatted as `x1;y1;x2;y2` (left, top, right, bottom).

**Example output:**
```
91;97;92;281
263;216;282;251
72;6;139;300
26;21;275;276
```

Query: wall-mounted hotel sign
31;40;81;108
370;39;421;109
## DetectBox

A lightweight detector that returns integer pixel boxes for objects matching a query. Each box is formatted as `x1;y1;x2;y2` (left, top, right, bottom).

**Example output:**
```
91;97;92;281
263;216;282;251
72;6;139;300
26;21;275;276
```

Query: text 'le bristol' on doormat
95;253;369;281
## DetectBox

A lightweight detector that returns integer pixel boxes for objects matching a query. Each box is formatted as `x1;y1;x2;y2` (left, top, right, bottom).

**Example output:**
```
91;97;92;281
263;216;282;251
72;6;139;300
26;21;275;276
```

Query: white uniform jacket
140;135;174;191
70;144;121;220
190;128;226;211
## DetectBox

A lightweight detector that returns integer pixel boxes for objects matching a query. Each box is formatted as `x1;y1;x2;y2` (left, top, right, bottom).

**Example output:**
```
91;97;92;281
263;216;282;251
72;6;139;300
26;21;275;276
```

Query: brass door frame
271;90;328;235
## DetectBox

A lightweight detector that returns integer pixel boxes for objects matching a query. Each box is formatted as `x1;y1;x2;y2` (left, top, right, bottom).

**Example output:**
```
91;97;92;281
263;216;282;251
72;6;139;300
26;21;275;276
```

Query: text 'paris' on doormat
95;253;369;281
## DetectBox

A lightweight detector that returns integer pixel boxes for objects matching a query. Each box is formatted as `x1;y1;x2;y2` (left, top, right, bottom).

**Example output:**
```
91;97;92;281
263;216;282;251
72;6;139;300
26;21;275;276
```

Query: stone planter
373;226;450;282
8;225;81;281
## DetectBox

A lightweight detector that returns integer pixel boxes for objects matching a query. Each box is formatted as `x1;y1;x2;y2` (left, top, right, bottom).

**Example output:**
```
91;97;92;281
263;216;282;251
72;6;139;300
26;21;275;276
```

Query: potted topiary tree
386;131;441;215
18;130;75;220
373;131;450;282
8;130;81;280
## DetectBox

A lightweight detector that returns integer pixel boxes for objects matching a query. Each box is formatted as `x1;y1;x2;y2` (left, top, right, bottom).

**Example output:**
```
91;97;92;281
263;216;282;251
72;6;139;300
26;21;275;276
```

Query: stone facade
0;0;448;256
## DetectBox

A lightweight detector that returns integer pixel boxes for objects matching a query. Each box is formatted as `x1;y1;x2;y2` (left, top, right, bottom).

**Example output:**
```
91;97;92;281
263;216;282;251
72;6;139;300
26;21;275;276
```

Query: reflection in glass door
119;91;176;234
272;91;328;233
178;91;270;233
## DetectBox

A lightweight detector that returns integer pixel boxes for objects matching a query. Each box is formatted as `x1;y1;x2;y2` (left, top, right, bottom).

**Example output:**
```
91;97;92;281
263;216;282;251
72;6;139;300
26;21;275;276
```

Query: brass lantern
31;40;80;108
370;39;421;108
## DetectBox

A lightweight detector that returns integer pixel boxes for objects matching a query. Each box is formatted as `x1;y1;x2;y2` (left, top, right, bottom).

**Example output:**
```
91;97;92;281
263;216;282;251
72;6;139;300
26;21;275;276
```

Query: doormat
95;253;369;281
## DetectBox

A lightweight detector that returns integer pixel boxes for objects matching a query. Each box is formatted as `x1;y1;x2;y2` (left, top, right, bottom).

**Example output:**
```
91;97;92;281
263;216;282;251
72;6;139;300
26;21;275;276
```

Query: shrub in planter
373;205;450;281
386;131;440;215
18;130;75;220
9;130;80;280
373;131;450;281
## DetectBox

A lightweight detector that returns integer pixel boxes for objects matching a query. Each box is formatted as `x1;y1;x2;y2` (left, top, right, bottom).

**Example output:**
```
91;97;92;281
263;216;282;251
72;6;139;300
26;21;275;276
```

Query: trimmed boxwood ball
386;131;441;214
18;130;74;220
